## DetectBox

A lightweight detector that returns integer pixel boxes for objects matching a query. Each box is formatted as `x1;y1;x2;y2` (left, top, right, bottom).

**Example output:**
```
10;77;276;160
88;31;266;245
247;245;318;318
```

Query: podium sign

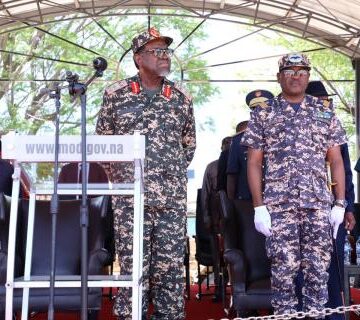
2;133;145;162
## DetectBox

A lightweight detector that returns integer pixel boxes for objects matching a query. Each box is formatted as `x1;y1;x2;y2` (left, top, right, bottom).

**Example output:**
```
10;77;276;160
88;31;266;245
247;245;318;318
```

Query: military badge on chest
315;110;332;125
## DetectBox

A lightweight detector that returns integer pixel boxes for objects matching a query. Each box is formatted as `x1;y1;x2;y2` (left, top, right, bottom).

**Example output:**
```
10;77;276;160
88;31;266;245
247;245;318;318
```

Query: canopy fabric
1;0;360;58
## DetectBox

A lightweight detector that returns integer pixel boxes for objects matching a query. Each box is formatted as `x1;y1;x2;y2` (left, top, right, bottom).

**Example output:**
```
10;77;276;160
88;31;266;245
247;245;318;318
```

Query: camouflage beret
132;27;173;53
278;53;311;71
245;89;274;108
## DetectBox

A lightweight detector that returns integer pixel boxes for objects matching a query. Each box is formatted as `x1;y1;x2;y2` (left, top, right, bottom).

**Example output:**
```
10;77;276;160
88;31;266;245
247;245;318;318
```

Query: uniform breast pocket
113;107;142;134
264;119;286;151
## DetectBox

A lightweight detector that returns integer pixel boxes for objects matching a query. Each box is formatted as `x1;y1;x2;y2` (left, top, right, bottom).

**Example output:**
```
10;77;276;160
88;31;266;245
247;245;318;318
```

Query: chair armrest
224;248;246;293
88;248;111;275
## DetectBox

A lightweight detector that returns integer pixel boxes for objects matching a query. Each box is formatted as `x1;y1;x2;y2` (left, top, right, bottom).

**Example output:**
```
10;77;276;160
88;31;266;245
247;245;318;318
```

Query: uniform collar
277;94;308;113
130;74;172;99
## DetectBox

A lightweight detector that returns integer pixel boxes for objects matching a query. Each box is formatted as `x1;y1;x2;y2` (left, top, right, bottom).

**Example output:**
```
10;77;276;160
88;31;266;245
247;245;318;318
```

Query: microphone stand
66;68;104;320
48;84;61;320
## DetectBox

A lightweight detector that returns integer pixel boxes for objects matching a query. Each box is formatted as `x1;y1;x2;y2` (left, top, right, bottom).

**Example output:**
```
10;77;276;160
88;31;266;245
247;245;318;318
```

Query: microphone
65;71;79;83
93;57;108;72
65;71;85;97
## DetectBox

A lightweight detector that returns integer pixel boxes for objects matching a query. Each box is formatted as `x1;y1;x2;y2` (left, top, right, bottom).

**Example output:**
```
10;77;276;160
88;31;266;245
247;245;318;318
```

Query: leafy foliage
0;10;217;137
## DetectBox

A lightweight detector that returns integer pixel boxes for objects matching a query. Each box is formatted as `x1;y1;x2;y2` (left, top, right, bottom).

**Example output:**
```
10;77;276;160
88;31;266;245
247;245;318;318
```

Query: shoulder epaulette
105;80;128;95
322;99;334;110
174;82;192;101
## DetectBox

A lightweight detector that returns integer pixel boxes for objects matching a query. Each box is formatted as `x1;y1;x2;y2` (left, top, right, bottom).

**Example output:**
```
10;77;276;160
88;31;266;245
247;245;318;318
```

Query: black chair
193;188;216;300
58;162;116;297
219;190;272;316
0;194;110;319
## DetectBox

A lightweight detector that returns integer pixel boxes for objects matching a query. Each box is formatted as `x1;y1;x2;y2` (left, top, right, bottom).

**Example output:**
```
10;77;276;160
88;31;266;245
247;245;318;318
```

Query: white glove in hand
329;206;345;239
254;205;272;237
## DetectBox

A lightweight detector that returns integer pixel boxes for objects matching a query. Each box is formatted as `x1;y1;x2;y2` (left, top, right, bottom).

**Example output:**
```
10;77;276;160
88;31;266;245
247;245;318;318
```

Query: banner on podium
2;133;145;162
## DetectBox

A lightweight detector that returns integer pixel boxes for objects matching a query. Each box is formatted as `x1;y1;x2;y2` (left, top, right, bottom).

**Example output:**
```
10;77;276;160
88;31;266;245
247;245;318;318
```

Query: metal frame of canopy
0;0;359;190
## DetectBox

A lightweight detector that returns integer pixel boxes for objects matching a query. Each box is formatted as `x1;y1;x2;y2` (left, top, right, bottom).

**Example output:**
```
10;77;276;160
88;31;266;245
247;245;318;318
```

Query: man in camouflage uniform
242;53;347;315
96;27;196;320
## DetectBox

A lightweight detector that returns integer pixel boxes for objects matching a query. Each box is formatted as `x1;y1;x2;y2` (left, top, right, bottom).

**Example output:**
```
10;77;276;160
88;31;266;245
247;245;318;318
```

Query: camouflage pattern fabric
242;94;346;210
278;53;311;71
96;74;195;319
112;197;187;319
241;94;347;314
266;206;332;314
131;27;173;53
96;73;196;209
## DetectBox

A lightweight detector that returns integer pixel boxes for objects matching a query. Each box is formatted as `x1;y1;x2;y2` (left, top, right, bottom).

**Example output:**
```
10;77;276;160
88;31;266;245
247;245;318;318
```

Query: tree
0;10;217;137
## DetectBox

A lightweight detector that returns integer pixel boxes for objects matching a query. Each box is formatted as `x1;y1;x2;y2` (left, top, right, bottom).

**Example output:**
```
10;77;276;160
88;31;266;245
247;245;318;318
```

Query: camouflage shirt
96;74;196;208
241;94;347;209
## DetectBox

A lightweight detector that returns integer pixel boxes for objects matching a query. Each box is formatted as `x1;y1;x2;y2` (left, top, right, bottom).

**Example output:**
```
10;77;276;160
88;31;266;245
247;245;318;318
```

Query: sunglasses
142;48;174;58
282;69;309;78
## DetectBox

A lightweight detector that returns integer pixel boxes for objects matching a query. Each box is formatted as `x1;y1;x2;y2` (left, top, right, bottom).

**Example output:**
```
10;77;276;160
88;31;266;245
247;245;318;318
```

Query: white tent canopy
2;0;360;198
1;0;360;58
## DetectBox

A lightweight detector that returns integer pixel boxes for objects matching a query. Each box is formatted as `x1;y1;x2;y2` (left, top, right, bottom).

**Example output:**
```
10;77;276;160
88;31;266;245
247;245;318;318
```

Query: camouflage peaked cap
278;53;311;71
132;27;173;53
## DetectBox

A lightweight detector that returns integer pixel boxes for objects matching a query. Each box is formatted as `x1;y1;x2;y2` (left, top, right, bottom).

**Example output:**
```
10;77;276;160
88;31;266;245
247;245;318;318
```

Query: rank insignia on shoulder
322;99;334;110
174;82;192;100
106;80;128;95
162;84;172;99
131;81;141;94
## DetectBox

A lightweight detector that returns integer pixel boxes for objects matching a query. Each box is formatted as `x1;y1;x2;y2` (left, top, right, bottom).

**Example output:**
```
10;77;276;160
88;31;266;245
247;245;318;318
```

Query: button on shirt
241;95;347;210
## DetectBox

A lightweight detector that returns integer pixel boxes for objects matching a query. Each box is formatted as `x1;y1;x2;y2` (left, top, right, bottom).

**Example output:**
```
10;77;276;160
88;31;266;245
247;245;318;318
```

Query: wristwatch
333;199;348;208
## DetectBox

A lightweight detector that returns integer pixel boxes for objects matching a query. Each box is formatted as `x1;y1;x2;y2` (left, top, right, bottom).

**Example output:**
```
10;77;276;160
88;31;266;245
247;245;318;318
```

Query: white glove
254;205;272;237
329;206;345;239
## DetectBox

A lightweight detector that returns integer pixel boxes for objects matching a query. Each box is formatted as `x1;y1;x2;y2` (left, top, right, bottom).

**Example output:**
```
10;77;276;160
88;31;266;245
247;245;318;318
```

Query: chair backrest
220;191;271;285
58;163;115;264
194;188;213;264
218;190;239;250
235;200;271;284
195;188;211;242
20;196;108;276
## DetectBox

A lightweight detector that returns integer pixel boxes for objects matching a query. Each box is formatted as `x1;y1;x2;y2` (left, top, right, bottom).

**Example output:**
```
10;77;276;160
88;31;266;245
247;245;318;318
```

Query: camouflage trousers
112;196;187;320
266;207;332;315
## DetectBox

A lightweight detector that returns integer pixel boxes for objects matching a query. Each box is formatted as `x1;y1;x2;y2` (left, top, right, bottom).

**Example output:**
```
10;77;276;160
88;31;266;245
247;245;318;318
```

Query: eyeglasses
282;69;309;78
141;48;174;58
